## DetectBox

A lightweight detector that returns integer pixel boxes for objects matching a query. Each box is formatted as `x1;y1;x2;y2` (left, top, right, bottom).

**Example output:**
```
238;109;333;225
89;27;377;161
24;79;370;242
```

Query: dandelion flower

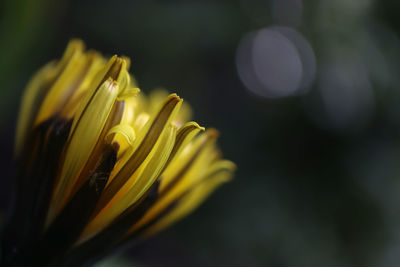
2;39;235;266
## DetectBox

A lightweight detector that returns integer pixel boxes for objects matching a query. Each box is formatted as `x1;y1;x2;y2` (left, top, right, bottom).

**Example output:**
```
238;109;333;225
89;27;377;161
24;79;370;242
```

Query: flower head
3;39;235;266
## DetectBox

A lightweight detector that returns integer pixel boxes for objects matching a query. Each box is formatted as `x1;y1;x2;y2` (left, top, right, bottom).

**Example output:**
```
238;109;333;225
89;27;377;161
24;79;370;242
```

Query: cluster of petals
6;39;235;265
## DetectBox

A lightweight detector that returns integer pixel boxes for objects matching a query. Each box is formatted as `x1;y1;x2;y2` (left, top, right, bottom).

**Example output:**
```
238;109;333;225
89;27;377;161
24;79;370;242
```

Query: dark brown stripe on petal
101;57;124;85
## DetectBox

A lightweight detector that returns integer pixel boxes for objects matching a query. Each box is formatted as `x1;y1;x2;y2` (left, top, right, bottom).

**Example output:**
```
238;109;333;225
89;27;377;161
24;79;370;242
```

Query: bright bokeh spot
236;27;316;98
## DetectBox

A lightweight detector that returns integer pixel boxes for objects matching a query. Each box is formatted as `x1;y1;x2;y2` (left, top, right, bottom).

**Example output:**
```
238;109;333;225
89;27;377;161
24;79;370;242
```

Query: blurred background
2;0;400;266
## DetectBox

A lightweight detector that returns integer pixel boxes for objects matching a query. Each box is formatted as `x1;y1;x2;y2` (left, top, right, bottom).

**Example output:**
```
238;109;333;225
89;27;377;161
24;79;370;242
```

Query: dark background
2;0;400;266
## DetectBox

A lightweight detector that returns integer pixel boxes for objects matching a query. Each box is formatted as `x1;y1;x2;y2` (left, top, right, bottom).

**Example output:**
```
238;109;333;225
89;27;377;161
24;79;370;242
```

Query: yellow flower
3;39;235;266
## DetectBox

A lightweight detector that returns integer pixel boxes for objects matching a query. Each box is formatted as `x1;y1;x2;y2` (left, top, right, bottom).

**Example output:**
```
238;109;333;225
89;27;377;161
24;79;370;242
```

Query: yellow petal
162;121;204;173
70;56;128;135
34;40;85;125
59;51;106;119
47;79;119;224
15;61;57;156
106;124;136;154
133;112;150;132
147;88;192;127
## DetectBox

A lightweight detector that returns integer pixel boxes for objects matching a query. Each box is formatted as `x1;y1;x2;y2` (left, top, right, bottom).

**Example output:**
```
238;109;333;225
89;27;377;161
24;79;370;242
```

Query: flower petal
48;79;119;224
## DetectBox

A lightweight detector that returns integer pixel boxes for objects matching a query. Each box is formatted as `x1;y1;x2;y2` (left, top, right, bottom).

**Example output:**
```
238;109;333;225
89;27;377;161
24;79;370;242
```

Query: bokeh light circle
236;27;316;98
